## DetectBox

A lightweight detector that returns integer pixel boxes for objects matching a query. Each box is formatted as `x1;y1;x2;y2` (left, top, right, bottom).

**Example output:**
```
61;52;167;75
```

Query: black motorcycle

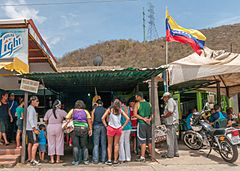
183;104;240;163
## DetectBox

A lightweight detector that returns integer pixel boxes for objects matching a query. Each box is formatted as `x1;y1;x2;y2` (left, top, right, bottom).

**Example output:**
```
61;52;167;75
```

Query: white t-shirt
164;98;178;125
26;105;38;131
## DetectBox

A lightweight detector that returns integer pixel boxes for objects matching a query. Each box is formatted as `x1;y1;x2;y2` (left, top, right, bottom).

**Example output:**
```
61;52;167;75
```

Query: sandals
56;160;64;163
49;161;55;164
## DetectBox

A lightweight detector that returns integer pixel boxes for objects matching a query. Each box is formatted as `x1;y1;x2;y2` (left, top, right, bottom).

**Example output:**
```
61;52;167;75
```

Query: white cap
162;92;171;99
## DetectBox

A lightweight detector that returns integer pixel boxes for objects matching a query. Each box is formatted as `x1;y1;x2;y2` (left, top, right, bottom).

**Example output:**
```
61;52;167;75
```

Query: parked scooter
183;103;240;163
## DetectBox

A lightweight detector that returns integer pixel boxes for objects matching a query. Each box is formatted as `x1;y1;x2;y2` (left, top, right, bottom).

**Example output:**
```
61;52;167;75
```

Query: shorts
17;119;23;131
39;144;46;152
0;119;7;133
131;126;137;137
26;130;38;144
137;123;152;145
107;126;122;137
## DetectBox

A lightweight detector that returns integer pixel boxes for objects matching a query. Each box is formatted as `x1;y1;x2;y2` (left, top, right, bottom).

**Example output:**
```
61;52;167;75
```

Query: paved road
2;145;240;171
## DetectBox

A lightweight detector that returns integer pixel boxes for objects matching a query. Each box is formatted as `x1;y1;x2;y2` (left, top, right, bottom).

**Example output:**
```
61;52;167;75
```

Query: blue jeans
92;125;107;163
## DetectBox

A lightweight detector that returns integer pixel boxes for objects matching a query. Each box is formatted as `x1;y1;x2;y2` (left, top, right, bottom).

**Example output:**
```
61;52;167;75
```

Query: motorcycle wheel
219;139;238;163
183;132;203;150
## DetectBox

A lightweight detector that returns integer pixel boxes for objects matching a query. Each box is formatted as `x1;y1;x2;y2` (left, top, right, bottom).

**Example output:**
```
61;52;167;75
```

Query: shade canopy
169;47;240;97
23;67;166;93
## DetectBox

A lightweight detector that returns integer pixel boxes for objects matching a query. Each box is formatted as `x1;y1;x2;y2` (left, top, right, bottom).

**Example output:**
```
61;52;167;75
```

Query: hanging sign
20;78;39;94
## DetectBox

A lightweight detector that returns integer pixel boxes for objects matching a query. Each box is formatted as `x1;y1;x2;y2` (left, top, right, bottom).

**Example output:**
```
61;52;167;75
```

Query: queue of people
17;91;153;166
2;89;240;167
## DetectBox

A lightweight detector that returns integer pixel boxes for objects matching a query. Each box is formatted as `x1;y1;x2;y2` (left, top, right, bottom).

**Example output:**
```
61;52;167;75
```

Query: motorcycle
183;103;240;163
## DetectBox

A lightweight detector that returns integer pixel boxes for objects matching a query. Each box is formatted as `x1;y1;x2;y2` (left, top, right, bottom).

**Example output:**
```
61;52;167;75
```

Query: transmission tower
147;2;159;41
143;7;146;42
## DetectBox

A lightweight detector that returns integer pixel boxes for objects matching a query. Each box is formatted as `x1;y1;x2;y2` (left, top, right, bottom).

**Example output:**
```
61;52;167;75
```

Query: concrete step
0;145;21;168
0;160;18;168
0;155;20;162
0;148;21;155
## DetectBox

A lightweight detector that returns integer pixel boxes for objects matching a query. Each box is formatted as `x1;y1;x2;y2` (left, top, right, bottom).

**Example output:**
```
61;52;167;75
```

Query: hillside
58;24;240;68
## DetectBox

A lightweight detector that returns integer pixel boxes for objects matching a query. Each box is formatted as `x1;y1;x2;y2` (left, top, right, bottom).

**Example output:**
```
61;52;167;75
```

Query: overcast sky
0;0;239;58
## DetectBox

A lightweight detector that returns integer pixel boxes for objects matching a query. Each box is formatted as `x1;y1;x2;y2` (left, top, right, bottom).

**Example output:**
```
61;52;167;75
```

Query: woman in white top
102;99;129;165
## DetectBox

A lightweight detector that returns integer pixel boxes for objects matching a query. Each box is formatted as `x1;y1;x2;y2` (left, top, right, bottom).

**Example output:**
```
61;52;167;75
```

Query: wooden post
43;87;46;113
42;79;46;114
151;76;156;160
21;92;28;163
217;82;221;106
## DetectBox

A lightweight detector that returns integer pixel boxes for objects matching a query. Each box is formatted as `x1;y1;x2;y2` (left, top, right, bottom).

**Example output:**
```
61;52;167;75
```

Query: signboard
20;78;39;94
0;28;28;65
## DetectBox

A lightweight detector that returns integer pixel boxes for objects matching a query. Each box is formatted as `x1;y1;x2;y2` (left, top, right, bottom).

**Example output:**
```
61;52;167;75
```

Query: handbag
62;120;74;133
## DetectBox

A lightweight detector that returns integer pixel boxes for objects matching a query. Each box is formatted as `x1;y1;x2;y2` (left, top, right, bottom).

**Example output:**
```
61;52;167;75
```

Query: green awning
23;67;165;93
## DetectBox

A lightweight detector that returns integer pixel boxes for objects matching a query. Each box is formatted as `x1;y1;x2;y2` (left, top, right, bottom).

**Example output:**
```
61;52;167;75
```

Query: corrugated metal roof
23;67;166;93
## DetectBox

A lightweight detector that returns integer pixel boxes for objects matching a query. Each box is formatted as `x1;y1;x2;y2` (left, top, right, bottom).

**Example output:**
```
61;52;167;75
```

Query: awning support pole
21;92;28;163
151;76;156;160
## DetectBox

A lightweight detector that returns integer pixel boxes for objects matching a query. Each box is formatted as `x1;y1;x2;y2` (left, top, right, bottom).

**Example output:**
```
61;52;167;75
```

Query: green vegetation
58;24;240;68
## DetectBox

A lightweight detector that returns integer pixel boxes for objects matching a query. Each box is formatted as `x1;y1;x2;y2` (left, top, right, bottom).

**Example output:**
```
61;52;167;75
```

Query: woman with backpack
66;100;92;166
44;100;67;164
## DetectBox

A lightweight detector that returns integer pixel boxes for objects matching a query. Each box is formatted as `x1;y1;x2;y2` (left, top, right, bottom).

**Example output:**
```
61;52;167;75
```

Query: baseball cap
162;92;171;99
10;93;15;96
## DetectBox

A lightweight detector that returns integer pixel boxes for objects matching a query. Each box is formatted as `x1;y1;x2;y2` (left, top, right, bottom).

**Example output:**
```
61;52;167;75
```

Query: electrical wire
0;0;139;7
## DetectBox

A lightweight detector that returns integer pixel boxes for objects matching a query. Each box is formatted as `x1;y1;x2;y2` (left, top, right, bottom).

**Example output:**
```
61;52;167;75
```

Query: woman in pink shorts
102;99;129;165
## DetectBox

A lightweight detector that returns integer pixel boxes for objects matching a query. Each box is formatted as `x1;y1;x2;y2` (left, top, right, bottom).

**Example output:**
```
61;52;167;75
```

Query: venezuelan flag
166;9;206;55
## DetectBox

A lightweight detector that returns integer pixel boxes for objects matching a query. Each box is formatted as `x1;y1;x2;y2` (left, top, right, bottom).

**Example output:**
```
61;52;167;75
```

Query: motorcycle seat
210;128;226;136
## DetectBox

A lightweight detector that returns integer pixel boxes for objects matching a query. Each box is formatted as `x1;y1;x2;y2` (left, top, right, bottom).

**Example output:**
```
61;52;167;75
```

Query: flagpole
166;40;168;65
165;7;169;92
165;40;169;92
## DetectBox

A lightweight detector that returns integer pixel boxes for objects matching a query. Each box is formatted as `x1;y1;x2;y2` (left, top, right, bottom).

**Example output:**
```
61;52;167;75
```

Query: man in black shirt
91;99;107;164
0;91;13;145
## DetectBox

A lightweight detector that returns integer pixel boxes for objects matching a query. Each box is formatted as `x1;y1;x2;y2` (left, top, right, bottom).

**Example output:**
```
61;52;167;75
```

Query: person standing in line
0;91;13;146
162;92;179;158
26;96;40;166
119;98;132;163
91;99;107;164
128;98;137;153
134;92;152;162
8;93;18;143
102;99;129;166
44;100;67;164
15;99;24;148
66;100;92;166
38;124;47;163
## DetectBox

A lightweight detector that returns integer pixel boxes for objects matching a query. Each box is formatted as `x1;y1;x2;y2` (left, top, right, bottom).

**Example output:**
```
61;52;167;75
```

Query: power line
0;0;138;7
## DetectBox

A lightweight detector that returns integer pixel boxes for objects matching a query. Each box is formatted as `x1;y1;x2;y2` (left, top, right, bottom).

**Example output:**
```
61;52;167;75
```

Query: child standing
38;124;47;162
15;99;24;148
